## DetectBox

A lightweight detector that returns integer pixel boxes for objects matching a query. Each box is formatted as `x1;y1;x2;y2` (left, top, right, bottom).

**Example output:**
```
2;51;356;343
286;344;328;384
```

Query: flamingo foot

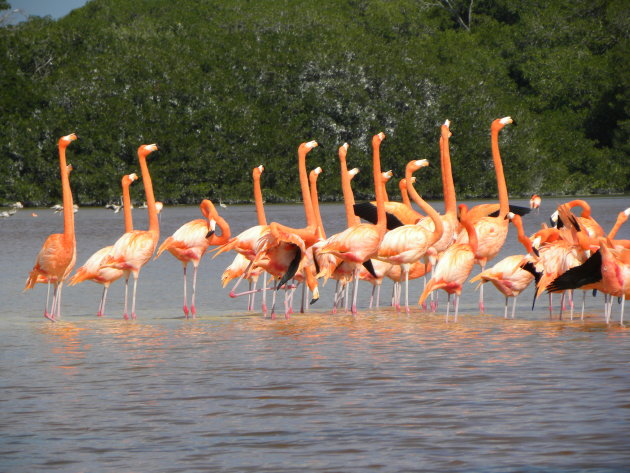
421;302;427;311
123;312;129;320
351;304;357;316
131;312;137;320
44;313;56;322
406;305;410;314
229;290;237;298
191;305;196;318
332;307;337;315
183;305;189;318
430;300;437;312
479;301;485;313
270;311;276;320
262;303;267;316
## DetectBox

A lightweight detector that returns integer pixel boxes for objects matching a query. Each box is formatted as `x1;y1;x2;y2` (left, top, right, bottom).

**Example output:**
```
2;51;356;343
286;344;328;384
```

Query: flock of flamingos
23;118;630;324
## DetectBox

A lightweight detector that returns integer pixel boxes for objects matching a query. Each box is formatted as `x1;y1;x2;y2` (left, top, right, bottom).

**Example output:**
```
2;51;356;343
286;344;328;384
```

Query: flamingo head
128;172;139;182
206;218;217;239
253;165;264;178
338;142;349;159
138;143;158;157
549;210;559;227
407;159;429;173
155;201;163;214
373;132;386;146
313;166;322;175
348;168;359;180
66;164;74;175
382;170;393;181
59;133;77;147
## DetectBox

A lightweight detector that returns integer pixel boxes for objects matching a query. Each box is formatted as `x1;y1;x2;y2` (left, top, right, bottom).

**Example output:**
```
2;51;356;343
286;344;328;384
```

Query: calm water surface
1;196;629;472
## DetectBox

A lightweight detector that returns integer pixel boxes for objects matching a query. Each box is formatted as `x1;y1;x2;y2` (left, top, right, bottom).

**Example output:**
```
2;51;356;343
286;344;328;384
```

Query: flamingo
375;159;444;313
69;173;138;316
99;144;159;320
212;165;272;313
458;117;515;313
551;200;605;239
156;199;230;318
469;214;536;319
317;133;388;315
419;204;479;322
547;239;630;324
24;133;78;321
247;141;320;318
530;194;541;212
312;144;363;312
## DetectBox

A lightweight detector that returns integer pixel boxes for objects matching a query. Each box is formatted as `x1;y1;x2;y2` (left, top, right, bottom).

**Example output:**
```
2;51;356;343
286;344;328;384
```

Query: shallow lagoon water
1;196;629;472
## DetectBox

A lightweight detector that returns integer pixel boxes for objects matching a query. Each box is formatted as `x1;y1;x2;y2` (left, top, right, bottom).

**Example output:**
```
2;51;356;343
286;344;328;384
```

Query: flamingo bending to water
156;199;230;318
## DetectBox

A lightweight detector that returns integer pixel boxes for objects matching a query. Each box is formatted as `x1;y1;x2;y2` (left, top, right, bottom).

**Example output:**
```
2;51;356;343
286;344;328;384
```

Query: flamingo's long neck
205;200;231;246
298;144;317;230
339;144;359;228
460;206;478;254
399;179;411;208
372;133;386;232
122;178;134;233
441;124;457;216
491;121;509;218
253;170;267;226
511;215;533;254
406;162;443;245
567;199;591;218
59;142;74;242
138;149;159;236
309;170;326;239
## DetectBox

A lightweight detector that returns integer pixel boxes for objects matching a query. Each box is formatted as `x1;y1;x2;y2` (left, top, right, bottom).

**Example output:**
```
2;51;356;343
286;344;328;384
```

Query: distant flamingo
318;133;388;315
469;214;536;318
530;194;541;212
100;144;159;319
156;199;230;318
69;173;138;316
376;159;443;313
458;117;515;313
419;204;479;322
24;133;78;321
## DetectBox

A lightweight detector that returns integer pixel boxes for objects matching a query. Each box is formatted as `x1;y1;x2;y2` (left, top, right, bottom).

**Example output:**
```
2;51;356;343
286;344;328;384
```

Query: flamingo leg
569;290;574;320
332;280;340;314
250;278;258;312
56;282;64;319
182;265;189;318
44;281;51;319
511;295;517;319
548;293;553;318
97;286;106;317
581;291;586;320
261;272;268;316
123;274;130;320
351;269;359;315
504;296;509;319
445;293;451;322
345;279;351;312
131;274;139;320
101;286;110;317
376;284;381;308
559;292;565;320
300;279;307;313
45;283;58;322
620;295;625;326
404;265;410;314
369;284;375;309
478;264;486;313
190;265;198;318
270;286;278;320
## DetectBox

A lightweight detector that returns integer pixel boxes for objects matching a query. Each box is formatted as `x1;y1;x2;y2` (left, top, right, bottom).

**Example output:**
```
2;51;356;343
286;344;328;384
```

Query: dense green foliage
1;0;628;206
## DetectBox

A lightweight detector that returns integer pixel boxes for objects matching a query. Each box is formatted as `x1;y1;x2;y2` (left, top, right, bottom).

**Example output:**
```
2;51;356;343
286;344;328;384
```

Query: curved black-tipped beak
310;297;319;305
206;230;215;239
511;119;517;126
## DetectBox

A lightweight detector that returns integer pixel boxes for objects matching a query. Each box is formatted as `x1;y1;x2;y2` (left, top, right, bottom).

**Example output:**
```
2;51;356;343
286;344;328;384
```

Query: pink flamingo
69;173;138;316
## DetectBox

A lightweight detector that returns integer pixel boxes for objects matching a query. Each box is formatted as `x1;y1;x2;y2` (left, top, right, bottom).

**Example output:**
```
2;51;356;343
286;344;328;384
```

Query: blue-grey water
1;196;629;472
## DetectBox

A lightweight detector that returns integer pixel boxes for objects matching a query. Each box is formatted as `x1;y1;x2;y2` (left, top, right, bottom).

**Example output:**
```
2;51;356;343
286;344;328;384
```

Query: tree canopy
1;0;628;206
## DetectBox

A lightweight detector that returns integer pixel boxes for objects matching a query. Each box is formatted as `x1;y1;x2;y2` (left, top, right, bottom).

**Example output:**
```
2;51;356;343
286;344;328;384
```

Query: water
1;196;629;472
